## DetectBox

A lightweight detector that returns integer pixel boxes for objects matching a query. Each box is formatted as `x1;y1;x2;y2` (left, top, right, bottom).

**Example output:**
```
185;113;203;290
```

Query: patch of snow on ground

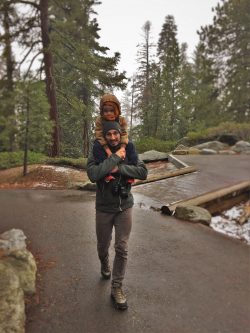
32;182;53;188
211;205;250;245
41;165;76;174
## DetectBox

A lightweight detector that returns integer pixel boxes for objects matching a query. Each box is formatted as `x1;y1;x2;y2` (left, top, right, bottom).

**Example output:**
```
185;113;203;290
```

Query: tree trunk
83;120;89;157
3;3;15;151
40;0;60;157
23;86;30;176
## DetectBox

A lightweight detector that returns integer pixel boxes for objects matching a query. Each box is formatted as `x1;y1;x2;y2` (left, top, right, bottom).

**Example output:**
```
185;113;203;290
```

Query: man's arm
118;159;148;180
87;149;122;183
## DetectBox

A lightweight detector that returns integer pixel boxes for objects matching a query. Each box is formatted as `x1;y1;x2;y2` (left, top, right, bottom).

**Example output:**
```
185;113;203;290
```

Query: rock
175;144;189;150
232;140;250;154
0;229;27;255
193;141;228;151
200;148;217;155
188;147;201;155
0;261;25;333
174;205;212;225
5;250;37;295
0;229;37;333
139;150;168;162
81;182;97;191
218;150;236;155
217;134;239;146
172;149;189;155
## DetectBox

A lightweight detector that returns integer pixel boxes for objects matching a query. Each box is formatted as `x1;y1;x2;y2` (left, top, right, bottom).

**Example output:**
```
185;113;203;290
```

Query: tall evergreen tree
195;0;250;126
134;20;154;137
178;43;195;136
157;15;180;140
192;40;220;129
50;0;126;156
0;1;17;151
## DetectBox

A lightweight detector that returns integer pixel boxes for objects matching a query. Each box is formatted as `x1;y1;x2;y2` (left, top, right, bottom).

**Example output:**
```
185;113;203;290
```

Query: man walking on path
87;121;147;310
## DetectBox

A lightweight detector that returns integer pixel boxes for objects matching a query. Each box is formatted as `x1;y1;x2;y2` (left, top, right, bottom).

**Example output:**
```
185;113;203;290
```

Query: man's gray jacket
87;147;148;213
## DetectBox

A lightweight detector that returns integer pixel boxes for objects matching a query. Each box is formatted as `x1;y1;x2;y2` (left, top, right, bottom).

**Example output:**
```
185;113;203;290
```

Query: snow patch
211;205;250;245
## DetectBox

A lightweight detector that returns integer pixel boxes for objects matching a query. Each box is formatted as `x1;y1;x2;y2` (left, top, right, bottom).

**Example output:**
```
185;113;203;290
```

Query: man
87;121;147;310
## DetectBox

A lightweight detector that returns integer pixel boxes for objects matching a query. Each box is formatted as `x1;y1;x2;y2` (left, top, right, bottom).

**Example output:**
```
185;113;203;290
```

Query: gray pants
96;208;132;287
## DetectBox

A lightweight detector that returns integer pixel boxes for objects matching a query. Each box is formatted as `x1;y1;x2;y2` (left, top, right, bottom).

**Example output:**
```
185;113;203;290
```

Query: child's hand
115;147;126;160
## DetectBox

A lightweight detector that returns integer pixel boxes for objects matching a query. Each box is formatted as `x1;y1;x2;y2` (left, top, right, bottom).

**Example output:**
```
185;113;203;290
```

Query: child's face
103;104;115;115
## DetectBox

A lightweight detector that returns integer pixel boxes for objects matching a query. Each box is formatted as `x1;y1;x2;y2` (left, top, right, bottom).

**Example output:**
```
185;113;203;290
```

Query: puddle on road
210;202;250;245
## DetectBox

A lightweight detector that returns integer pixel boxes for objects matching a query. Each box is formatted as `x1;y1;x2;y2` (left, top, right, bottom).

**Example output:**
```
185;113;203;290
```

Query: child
95;93;128;158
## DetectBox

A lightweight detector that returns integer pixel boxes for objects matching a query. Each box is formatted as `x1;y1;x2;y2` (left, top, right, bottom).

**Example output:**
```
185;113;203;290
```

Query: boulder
193;141;228;151
174;205;212;225
218;150;236;155
71;181;96;191
232;140;250;154
0;262;25;333
4;250;37;294
139;150;168;162
0;229;37;333
0;229;27;255
200;148;217;155
188;147;201;155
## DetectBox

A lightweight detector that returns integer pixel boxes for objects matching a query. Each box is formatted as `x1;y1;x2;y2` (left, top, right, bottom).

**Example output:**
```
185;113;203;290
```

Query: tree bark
40;0;60;157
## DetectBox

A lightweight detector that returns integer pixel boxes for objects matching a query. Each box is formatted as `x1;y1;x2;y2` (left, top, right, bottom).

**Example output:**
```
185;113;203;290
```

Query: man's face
105;129;121;147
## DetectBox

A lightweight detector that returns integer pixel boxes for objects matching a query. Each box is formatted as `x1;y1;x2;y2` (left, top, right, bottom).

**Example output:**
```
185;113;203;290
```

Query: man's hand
115;147;126;160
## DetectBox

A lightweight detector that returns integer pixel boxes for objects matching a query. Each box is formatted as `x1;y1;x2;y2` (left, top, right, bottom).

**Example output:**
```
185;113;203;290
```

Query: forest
0;0;249;163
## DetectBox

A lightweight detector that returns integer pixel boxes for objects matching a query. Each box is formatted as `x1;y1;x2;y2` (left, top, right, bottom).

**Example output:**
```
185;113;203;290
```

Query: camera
111;181;129;199
119;185;128;199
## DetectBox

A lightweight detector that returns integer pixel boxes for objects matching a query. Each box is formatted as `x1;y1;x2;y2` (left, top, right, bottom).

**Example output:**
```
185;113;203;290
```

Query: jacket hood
99;94;121;118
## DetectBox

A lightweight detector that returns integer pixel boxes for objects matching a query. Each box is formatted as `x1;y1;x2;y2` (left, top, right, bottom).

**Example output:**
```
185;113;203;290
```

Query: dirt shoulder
0;160;176;190
0;165;89;189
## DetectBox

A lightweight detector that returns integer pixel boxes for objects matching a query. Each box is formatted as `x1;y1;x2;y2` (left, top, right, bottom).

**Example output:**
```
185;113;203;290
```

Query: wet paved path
0;155;249;333
133;155;250;208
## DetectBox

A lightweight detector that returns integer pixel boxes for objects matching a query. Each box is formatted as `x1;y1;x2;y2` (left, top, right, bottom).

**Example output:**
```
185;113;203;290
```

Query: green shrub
46;157;87;170
0;151;47;170
134;137;176;153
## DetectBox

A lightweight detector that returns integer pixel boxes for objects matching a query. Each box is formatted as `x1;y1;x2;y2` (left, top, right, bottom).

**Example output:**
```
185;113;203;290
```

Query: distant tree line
123;0;250;142
0;0;249;159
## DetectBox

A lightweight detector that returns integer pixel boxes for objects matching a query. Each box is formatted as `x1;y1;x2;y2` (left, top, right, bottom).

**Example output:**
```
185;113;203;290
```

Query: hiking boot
101;259;111;280
111;286;128;310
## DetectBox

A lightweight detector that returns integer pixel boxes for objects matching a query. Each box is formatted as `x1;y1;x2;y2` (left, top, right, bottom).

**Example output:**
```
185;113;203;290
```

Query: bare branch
12;0;40;10
23;50;42;80
18;40;42;67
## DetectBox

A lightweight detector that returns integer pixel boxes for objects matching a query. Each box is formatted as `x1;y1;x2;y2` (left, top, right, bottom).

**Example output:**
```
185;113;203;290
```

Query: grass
135;137;176;153
0;151;87;170
0;151;47;170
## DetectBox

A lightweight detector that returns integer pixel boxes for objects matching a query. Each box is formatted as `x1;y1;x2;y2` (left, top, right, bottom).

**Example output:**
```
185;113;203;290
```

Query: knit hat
100;94;121;119
103;121;121;137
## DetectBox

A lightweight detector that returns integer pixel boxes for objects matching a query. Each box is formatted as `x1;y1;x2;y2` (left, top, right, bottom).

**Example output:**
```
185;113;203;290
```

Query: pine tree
134;20;155;137
192;40;221;129
0;1;17;151
213;0;250;122
178;43;195;136
157;15;180;140
50;0;126;157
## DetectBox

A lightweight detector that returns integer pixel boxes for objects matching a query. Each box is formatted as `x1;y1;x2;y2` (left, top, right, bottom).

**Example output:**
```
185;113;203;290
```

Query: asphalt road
0;155;249;333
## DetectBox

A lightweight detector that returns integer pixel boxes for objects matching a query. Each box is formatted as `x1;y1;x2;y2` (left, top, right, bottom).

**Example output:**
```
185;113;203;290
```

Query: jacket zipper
118;175;122;211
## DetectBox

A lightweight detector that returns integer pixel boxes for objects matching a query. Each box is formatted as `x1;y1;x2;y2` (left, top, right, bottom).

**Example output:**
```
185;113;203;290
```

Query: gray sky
96;0;221;78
